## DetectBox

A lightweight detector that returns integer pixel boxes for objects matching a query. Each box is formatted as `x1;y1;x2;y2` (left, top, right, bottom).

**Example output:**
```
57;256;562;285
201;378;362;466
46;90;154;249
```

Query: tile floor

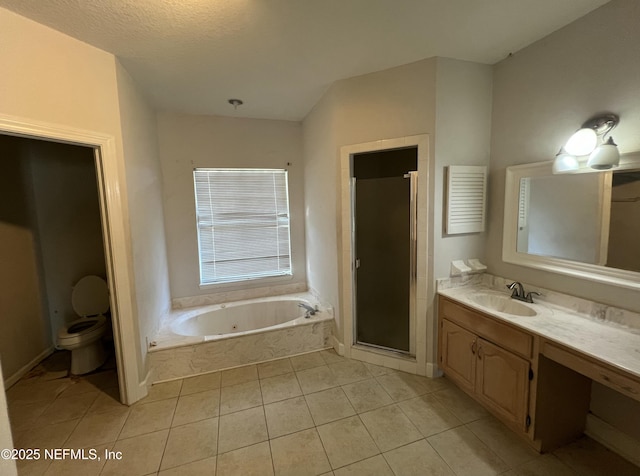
5;350;640;475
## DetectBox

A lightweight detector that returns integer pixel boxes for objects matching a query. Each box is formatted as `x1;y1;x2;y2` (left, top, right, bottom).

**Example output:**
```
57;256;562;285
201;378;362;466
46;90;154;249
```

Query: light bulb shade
587;136;619;170
552;152;579;174
564;128;598;156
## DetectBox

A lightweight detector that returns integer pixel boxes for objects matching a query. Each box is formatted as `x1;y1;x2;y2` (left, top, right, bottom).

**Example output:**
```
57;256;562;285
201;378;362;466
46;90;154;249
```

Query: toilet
57;275;110;375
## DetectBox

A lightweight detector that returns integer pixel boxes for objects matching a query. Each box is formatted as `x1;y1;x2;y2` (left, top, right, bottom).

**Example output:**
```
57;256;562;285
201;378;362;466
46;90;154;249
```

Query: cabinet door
440;319;477;393
476;338;530;430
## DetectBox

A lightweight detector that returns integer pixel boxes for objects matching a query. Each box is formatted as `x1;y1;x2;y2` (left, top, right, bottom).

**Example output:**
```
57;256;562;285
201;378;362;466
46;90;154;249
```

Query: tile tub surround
149;320;333;382
7;349;639;475
150;292;334;382
437;276;640;379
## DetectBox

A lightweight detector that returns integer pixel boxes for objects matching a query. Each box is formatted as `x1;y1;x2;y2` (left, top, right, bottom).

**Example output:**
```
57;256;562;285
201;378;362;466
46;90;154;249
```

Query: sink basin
469;294;537;317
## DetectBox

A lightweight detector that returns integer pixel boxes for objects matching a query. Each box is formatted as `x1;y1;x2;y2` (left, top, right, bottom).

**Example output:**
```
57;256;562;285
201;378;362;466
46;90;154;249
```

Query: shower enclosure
352;147;417;355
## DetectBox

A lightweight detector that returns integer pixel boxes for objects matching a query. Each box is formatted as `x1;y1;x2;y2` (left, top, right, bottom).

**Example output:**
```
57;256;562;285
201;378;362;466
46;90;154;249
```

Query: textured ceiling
0;0;609;121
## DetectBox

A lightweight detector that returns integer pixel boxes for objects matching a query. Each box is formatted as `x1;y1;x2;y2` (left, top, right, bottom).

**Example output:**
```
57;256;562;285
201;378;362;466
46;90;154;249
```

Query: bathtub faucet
298;303;318;318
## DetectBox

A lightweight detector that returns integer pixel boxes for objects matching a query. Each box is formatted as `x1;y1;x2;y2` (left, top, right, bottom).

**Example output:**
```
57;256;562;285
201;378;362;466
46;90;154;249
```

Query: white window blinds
193;168;292;285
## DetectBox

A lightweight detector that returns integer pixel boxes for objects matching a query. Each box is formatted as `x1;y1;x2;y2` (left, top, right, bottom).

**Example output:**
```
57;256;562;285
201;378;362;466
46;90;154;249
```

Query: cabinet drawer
440;297;533;359
542;341;640;403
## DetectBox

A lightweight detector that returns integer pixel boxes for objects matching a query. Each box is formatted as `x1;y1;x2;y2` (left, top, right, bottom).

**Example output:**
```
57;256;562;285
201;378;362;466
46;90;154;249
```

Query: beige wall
156;112;306;300
0;136;51;382
300;83;342;316
488;0;640;442
115;63;171;375
302;57;492;366
302;58;437;340
434;58;493;279
0;8;123;136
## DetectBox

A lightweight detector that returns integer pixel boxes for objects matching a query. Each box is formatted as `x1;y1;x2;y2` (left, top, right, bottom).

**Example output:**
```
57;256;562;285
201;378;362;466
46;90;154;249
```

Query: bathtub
173;298;320;338
149;293;334;382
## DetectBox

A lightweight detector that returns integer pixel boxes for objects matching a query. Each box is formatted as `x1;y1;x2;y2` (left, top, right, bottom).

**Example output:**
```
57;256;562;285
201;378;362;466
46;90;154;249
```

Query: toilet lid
71;275;109;317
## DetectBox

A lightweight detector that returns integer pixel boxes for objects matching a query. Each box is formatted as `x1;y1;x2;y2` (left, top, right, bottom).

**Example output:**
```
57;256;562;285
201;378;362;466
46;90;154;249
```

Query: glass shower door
354;172;416;354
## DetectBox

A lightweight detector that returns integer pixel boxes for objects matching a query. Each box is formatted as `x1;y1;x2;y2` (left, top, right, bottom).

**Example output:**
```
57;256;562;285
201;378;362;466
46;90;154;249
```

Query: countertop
438;284;640;380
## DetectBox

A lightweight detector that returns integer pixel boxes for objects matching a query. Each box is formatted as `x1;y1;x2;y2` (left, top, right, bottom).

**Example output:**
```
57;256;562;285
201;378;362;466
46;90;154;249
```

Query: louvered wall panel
446;165;487;234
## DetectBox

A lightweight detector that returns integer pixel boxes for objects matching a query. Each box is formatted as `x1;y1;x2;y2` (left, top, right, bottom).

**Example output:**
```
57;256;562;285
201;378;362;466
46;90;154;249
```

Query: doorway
353;148;417;354
0;114;141;405
339;134;431;376
0;134;116;388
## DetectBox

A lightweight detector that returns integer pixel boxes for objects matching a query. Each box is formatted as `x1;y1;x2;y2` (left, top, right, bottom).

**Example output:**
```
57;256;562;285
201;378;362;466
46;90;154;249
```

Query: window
193;168;292;285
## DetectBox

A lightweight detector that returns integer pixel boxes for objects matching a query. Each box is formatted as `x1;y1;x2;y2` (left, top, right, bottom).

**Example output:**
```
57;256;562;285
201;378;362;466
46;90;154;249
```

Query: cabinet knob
477;345;483;359
470;339;477;354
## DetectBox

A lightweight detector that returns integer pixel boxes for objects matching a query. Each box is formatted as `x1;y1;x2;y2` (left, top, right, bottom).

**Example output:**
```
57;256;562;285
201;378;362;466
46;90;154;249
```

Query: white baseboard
129;369;152;404
3;347;55;389
330;335;344;356
426;362;443;378
121;368;151;405
585;413;640;467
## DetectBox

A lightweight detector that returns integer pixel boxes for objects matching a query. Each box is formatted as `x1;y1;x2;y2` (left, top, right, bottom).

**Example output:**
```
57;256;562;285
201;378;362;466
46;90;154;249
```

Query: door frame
339;134;431;375
0;113;141;404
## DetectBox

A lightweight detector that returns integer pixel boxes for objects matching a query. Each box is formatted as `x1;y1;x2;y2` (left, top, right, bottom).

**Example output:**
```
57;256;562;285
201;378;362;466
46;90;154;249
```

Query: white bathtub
172;298;320;338
149;293;334;382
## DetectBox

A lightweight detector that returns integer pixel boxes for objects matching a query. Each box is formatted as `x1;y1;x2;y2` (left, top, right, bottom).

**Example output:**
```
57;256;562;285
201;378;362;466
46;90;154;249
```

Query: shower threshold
353;341;414;360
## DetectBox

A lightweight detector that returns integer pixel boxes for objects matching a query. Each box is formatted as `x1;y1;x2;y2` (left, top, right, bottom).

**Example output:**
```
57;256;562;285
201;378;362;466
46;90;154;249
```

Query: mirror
503;153;640;290
516;173;611;266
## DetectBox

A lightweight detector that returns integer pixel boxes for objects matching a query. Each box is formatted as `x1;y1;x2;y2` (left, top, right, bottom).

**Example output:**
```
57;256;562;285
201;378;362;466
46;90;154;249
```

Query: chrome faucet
506;282;540;304
298;303;318;318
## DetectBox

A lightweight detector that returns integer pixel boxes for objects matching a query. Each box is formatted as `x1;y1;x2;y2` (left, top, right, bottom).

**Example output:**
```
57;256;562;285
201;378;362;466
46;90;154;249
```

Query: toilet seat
57;316;107;349
58;275;109;343
57;276;110;373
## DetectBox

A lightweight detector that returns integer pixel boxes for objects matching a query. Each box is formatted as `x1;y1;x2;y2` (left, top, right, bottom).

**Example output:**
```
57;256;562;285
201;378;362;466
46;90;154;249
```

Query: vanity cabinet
439;290;640;454
439;296;534;434
474;338;530;431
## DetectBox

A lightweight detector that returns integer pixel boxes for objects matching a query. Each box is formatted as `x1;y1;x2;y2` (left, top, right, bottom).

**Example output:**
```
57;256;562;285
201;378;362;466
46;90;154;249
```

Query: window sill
198;273;294;291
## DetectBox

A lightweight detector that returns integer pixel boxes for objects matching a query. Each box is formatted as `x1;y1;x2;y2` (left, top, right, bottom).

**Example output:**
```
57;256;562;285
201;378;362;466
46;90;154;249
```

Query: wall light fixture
551;148;579;173
553;113;620;173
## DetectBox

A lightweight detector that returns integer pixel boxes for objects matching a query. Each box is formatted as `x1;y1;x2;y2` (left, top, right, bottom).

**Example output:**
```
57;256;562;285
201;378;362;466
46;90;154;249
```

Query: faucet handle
506;282;518;294
525;291;541;303
506;281;525;299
